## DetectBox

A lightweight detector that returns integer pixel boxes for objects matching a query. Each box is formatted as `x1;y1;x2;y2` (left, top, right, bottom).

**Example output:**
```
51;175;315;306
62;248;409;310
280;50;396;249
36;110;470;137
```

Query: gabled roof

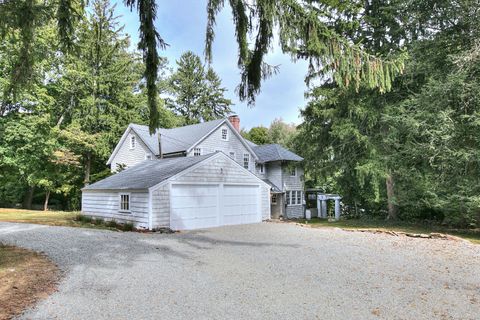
252;144;303;163
86;154;216;190
131;119;225;155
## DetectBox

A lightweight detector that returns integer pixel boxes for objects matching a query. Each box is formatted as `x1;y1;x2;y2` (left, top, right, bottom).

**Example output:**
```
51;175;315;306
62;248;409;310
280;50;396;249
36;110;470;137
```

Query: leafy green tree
268;118;297;149
2;0;406;132
168;51;232;124
243;126;271;145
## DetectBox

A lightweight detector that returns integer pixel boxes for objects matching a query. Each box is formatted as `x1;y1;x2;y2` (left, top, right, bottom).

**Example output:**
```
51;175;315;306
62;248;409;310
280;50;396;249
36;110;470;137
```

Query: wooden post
317;196;321;218
321;200;327;218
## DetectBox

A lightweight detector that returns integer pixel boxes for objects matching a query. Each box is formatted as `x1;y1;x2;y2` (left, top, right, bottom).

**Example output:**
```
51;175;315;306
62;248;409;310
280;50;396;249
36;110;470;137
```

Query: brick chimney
228;115;240;132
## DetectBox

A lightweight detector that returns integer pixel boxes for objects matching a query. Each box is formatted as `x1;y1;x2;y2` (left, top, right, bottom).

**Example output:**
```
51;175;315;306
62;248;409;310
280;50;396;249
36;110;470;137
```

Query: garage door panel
223;185;261;225
170;184;219;230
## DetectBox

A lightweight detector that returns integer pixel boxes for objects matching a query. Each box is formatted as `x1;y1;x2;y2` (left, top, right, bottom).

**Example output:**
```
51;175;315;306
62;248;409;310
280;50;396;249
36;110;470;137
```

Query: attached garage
82;152;270;230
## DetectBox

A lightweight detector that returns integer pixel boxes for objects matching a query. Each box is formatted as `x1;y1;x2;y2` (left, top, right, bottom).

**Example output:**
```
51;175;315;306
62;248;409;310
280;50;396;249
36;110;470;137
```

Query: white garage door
170;184;261;230
223;185;261;225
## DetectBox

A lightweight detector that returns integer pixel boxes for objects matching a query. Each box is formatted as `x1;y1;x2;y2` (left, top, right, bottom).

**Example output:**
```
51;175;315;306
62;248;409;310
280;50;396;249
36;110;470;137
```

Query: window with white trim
243;153;250;169
194;148;201;156
229;151;235;159
290;166;297;177
119;193;130;212
221;128;228;141
286;190;302;205
259;164;265;174
271;193;277;205
130;135;136;149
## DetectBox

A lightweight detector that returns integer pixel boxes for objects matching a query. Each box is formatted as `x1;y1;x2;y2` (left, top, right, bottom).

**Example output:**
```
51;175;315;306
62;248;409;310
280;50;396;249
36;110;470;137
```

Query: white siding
110;129;151;172
81;190;149;228
151;184;170;228
150;154;270;229
186;125;255;173
266;161;283;190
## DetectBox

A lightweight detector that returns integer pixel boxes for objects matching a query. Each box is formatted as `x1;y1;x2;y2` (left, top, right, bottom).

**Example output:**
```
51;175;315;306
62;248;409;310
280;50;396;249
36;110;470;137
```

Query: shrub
122;222;135;232
75;214;93;224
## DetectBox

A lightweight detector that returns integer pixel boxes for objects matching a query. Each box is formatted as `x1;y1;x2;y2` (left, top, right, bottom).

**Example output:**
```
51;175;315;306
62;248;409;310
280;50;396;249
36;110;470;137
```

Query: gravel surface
1;222;479;320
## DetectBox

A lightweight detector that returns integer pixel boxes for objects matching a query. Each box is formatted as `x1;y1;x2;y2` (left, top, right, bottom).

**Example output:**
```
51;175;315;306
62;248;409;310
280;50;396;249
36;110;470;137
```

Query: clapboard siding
283;166;304;191
286;205;304;219
81;191;149;228
266;161;283;190
110;129;151;172
186;125;255;172
151;184;170;229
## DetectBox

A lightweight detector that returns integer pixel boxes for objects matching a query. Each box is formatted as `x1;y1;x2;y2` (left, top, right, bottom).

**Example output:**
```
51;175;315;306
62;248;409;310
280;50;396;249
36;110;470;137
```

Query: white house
81;116;304;230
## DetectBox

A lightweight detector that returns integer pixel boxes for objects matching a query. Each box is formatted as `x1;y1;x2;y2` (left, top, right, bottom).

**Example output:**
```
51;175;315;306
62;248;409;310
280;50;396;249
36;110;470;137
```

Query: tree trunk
43;190;50;211
22;186;35;209
386;173;398;220
84;152;91;186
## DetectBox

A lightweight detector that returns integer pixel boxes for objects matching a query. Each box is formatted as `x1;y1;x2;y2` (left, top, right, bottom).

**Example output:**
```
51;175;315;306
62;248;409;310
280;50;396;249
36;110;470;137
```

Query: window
290;167;297;177
271;194;277;205
286;190;302;205
145;153;152;160
221;128;228;141
130;135;136;149
243;153;250;169
229;151;235;159
119;193;130;212
194;148;201;156
259;164;265;174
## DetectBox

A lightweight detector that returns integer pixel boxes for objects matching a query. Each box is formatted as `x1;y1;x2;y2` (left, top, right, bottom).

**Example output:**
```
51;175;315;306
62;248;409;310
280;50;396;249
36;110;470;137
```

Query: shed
82;152;271;230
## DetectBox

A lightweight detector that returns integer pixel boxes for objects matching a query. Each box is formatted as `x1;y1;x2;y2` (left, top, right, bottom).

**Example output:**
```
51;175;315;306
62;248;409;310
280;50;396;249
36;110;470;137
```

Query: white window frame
119;193;131;213
243;153;250;169
229;151;235;159
221;127;229;141
290;166;297;177
193;148;202;156
286;190;302;206
259;163;265;174
130;135;136;149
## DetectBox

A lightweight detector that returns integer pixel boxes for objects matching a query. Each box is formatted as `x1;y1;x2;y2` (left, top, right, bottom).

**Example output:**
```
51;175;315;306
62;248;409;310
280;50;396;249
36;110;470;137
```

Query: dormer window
130;135;136;149
221;128;228;141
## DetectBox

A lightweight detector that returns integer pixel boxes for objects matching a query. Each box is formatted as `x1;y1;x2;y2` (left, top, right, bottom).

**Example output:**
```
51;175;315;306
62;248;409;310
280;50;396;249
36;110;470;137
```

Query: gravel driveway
1;222;479;320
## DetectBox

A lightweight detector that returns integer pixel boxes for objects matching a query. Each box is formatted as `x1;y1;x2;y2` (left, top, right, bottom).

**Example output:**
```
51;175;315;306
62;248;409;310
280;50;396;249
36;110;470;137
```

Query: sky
114;0;309;130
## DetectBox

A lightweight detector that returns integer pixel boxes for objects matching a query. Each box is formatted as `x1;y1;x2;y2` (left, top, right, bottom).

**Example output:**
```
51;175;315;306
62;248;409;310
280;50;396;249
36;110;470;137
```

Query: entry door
222;185;261;225
170;184;219;230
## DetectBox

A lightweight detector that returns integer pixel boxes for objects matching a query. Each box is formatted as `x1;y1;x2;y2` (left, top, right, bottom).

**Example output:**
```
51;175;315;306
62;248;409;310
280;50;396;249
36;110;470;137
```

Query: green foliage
167;51;232;124
242;118;297;148
297;0;480;226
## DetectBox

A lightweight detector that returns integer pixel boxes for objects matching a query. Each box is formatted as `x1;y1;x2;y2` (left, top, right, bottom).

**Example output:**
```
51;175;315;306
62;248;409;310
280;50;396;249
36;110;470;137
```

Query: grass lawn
0;245;59;320
298;218;480;245
0;208;123;231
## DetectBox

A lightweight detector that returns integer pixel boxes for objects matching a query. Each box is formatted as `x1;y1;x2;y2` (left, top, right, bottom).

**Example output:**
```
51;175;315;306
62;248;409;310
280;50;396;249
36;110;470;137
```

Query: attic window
243;153;250;169
194;148;201;156
221;128;228;141
130;136;136;149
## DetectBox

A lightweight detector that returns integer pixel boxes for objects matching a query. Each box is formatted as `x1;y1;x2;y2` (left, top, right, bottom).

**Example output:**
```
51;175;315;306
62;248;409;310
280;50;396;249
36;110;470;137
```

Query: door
223;185;261;225
170;184;219;230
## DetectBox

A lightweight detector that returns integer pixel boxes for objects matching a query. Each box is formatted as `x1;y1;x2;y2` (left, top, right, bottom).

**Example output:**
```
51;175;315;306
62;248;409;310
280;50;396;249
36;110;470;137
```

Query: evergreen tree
168;51;232;124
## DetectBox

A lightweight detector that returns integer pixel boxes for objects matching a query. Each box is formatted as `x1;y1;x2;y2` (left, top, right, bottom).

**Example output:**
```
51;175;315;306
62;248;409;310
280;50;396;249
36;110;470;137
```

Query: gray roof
131;119;225;155
263;179;282;193
252;144;303;163
84;154;215;190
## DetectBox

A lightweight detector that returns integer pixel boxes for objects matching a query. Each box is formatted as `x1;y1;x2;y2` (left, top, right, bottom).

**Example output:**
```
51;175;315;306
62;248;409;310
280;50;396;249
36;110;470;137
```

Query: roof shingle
84;154;215;190
252;144;303;163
